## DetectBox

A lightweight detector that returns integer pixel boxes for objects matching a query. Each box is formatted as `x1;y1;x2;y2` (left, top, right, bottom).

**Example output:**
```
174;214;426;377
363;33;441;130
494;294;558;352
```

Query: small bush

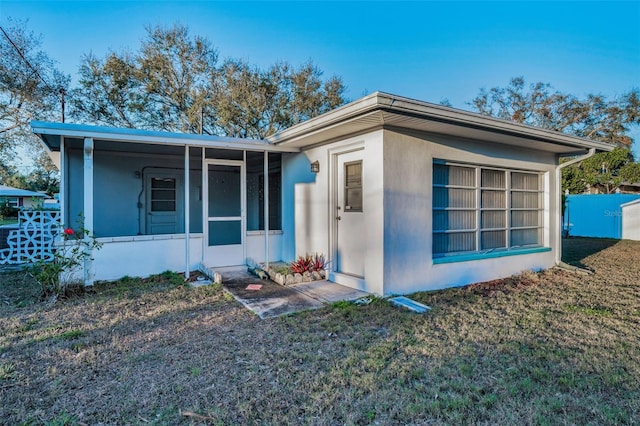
290;255;313;274
289;253;328;274
0;200;18;219
28;218;102;301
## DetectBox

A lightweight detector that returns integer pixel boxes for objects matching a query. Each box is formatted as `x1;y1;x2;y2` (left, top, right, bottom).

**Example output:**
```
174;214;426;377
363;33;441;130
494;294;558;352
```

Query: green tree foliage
470;77;640;193
561;147;639;194
211;59;345;138
0;19;69;140
72;25;217;132
0;19;68;191
71;24;347;138
471;77;639;147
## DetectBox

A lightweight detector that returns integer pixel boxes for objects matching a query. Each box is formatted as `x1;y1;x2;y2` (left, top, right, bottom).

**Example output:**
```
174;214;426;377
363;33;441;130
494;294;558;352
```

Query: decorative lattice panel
0;211;61;265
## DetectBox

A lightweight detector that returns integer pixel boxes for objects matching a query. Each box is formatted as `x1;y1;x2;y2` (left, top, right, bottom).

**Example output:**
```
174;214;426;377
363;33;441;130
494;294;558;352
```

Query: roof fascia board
31;121;300;153
376;94;613;152
267;93;383;143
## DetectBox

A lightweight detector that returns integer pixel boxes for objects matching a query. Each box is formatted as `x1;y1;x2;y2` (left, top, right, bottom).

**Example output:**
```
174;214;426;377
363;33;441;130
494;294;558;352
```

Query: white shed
621;199;640;241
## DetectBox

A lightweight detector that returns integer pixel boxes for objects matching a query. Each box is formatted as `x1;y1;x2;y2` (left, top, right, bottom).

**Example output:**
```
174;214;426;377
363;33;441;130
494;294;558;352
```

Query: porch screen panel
208;165;240;217
433;161;544;257
246;152;282;231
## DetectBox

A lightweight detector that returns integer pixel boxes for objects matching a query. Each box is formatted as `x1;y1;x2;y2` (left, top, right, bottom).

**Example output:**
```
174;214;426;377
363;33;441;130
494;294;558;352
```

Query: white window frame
433;160;544;257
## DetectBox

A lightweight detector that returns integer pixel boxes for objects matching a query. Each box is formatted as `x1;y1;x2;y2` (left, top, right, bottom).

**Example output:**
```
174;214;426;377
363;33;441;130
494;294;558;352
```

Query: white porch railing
0;211;61;265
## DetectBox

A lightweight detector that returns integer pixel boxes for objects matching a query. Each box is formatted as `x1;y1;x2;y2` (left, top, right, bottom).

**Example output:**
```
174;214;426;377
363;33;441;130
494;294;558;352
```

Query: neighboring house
0;185;48;210
586;181;640;194
31;92;612;295
564;194;640;239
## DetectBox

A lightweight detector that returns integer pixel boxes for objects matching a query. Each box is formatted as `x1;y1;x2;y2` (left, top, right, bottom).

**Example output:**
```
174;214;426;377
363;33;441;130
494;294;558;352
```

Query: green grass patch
565;303;613;316
58;329;84;340
0;362;15;380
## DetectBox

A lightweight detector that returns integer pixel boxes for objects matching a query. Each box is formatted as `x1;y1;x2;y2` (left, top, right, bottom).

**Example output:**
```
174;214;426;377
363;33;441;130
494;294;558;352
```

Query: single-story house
0;185;49;210
31;92;612;295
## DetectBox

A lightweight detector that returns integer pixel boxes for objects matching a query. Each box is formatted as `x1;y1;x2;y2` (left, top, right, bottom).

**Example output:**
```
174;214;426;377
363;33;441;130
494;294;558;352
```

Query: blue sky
2;1;639;152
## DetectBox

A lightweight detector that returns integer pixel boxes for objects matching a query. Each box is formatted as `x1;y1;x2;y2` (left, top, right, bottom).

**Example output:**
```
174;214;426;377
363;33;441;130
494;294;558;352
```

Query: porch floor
208;267;369;319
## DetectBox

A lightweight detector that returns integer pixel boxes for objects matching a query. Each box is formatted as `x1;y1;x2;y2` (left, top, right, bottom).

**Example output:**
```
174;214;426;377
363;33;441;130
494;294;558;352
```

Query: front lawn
1;238;638;425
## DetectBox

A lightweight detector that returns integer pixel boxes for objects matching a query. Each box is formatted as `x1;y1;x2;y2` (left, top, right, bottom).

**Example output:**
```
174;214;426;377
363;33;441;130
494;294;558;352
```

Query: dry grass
1;238;639;425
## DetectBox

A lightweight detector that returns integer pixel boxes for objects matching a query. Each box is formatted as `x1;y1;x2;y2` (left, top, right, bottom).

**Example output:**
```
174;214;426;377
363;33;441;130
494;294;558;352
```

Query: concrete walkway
211;268;369;319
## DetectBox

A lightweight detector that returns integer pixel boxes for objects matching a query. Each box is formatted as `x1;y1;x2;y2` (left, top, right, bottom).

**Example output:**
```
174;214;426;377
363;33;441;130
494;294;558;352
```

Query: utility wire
0;25;62;100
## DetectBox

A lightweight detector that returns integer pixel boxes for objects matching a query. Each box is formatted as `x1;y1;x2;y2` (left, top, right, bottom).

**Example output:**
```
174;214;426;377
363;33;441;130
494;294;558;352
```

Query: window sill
246;230;283;236
433;247;551;265
97;233;204;243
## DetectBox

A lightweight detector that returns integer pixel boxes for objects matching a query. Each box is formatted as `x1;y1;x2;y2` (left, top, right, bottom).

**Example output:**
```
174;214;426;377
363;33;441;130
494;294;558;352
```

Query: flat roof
0;185;48;198
31;121;300;153
268;92;615;155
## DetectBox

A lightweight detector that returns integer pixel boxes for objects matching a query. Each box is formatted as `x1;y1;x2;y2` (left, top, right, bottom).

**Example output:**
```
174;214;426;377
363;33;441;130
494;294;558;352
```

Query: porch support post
264;151;269;268
59;136;65;228
184;144;190;280
83;137;94;287
201;147;206;266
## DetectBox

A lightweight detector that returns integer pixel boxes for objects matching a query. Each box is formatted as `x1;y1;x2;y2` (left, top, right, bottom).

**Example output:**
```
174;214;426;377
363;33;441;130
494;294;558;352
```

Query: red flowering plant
289;253;328;274
29;216;102;300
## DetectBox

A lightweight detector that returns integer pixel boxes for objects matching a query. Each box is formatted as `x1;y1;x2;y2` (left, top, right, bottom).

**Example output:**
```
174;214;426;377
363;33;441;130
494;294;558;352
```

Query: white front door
335;149;365;278
145;173;183;234
205;161;245;267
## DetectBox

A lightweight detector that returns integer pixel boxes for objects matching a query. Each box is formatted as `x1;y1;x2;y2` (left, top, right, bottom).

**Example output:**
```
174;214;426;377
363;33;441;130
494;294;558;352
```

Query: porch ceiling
267;92;614;155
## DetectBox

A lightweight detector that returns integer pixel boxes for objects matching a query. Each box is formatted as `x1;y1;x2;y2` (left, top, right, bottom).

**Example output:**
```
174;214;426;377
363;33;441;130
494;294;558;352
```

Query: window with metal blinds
433;161;543;256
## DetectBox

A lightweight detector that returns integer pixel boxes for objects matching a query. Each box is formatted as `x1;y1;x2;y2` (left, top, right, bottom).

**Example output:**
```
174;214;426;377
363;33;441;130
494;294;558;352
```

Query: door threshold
328;271;366;291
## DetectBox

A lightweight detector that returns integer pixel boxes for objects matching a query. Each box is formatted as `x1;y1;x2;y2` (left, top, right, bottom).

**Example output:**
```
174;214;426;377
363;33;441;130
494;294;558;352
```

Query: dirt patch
1;239;639;425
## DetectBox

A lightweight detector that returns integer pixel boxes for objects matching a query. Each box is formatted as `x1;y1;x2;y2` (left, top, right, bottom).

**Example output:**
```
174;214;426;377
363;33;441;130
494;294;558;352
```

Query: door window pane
344;161;363;212
150;178;176;212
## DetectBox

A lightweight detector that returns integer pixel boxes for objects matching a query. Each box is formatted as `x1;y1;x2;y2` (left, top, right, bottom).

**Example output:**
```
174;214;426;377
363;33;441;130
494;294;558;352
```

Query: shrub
0;200;18;219
290;254;312;274
289;253;328;274
28;219;102;301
